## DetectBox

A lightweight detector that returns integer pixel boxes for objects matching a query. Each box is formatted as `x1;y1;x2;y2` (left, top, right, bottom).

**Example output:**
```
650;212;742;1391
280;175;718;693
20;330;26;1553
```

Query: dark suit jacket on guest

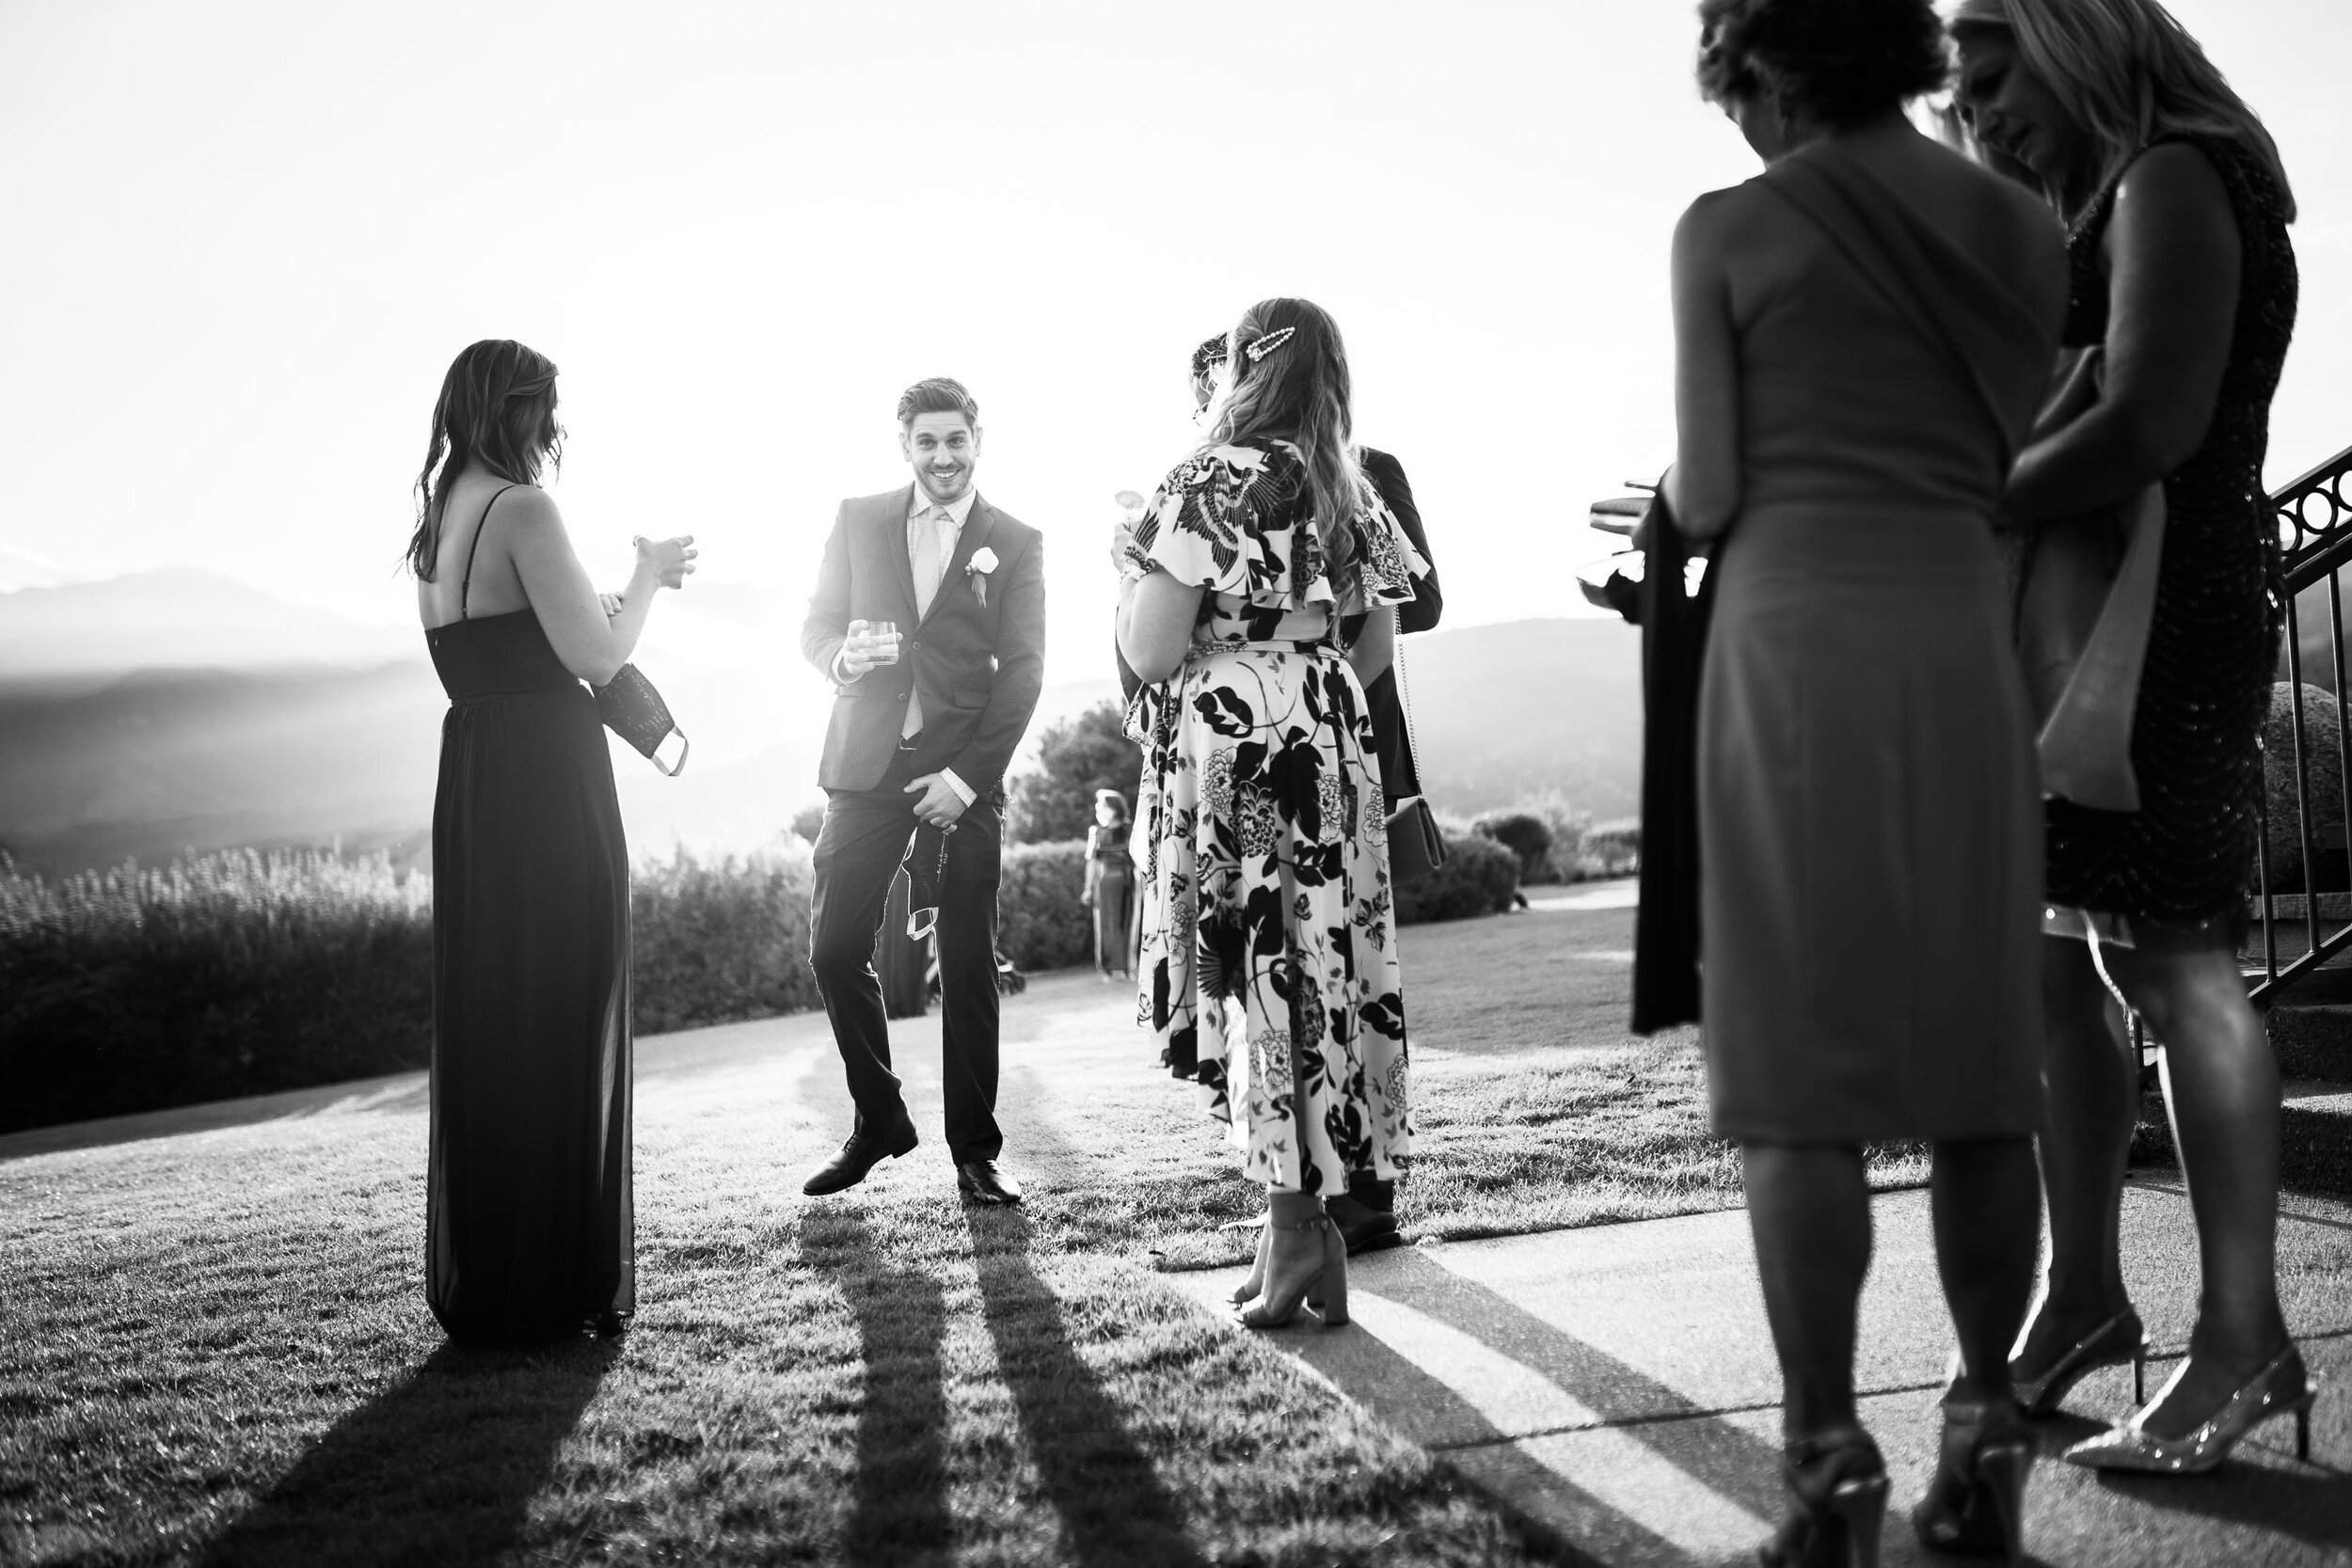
801;486;1046;796
1347;447;1439;797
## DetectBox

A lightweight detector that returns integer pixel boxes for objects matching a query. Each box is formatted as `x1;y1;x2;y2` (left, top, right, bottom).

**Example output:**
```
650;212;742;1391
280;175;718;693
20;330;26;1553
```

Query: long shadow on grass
802;1206;954;1565
199;1334;615;1567
964;1204;1208;1568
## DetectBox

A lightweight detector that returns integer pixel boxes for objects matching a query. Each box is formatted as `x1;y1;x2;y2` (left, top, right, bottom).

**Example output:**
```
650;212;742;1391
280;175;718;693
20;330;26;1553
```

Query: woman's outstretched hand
634;534;698;590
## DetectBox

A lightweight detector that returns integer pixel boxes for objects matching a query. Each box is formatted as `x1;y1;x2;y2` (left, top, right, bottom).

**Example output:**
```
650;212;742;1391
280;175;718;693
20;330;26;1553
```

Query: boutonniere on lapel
966;546;999;607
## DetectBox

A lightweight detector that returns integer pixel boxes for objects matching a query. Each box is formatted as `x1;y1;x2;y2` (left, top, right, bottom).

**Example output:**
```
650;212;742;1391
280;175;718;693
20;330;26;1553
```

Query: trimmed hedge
1396;832;1521;925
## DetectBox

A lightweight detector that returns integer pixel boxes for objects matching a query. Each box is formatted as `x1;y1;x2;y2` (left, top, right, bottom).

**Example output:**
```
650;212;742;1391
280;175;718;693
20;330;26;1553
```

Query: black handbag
1384;642;1449;882
593;664;690;775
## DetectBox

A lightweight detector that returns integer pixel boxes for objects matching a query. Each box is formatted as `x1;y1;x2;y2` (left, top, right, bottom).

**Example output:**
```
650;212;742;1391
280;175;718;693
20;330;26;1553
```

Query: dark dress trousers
800;486;1045;1162
1351;448;1441;798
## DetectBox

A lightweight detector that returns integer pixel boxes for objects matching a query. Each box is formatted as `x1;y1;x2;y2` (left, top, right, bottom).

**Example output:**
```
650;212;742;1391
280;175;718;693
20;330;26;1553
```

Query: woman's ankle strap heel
1763;1429;1887;1568
1912;1397;2032;1564
1240;1213;1350;1331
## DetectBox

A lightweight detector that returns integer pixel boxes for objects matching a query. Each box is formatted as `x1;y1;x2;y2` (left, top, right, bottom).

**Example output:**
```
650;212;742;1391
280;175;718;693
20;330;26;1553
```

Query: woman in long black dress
1952;0;2312;1474
407;339;695;1342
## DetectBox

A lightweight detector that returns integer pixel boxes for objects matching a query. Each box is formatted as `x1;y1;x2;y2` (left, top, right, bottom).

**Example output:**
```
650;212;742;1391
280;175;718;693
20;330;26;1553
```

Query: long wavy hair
1200;297;1367;573
405;340;564;580
1947;0;2295;223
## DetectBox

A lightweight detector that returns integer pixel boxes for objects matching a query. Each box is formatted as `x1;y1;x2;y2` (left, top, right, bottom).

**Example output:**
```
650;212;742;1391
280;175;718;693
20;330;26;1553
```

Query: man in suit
799;376;1045;1204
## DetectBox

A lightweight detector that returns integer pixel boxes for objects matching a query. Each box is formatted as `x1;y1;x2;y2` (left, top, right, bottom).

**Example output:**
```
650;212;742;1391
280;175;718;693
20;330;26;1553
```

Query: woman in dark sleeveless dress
406;339;696;1342
1083;789;1133;982
1953;0;2312;1475
1674;2;2068;1560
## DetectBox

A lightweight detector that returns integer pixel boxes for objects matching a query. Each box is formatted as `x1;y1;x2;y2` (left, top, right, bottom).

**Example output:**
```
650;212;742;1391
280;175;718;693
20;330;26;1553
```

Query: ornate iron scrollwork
2275;443;2352;578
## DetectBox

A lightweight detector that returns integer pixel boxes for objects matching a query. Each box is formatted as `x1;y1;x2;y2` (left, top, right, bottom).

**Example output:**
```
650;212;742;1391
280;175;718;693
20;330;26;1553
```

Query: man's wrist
831;646;863;684
940;768;977;807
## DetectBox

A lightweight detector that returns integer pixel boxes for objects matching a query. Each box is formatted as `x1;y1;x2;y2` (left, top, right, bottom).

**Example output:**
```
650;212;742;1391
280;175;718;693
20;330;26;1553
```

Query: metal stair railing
2249;441;2352;1007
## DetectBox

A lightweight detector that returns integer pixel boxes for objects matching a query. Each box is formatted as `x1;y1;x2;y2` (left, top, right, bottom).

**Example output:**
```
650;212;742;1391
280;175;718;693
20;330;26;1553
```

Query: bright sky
4;0;2347;688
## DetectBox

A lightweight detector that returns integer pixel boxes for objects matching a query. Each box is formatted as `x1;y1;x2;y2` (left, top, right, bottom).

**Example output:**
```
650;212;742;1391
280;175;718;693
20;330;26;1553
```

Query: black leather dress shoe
1327;1195;1402;1257
957;1160;1022;1205
803;1115;918;1196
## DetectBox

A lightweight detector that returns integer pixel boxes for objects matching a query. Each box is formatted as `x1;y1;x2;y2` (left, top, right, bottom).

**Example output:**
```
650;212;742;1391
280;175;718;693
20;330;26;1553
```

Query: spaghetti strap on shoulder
459;483;522;620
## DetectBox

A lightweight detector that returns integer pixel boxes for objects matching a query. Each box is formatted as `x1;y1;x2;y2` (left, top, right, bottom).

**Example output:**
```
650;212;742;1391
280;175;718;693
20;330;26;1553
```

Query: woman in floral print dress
1117;297;1423;1329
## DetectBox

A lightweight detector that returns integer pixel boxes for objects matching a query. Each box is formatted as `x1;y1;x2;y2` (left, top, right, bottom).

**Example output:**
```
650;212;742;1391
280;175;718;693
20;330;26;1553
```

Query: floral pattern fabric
1125;441;1422;1193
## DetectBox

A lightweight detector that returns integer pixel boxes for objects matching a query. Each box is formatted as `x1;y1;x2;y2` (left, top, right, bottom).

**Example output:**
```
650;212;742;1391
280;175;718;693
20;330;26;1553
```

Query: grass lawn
0;892;1916;1565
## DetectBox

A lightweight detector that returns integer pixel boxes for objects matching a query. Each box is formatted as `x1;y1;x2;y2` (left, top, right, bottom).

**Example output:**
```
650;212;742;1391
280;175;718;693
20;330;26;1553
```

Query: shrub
630;841;822;1034
997;840;1092;972
1583;818;1642;879
2262;682;2349;893
1470;811;1556;884
0;828;1139;1133
1494;789;1643;882
1396;832;1520;926
0;849;436;1133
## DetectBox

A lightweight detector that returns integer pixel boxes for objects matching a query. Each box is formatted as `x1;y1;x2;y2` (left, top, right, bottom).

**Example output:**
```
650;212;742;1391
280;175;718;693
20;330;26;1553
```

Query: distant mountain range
1405;618;1642;822
0;572;1644;877
0;568;413;681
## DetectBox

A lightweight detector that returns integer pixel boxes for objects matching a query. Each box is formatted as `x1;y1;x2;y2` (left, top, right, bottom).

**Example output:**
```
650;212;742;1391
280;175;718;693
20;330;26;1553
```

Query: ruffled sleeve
1122;444;1285;597
1123;441;1426;615
1341;490;1430;614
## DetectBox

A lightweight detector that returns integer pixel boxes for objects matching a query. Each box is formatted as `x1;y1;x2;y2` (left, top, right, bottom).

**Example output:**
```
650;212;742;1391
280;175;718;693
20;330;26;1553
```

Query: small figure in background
1083;788;1134;983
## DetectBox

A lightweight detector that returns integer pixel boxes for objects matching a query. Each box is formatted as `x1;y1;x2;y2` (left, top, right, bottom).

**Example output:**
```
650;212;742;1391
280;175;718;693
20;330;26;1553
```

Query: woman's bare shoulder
484;484;564;546
1677;181;1770;242
1674;181;1789;278
2115;139;2235;228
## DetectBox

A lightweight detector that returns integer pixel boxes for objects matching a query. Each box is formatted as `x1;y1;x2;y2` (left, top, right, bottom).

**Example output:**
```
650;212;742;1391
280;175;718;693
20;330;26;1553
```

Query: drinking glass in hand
870;620;900;664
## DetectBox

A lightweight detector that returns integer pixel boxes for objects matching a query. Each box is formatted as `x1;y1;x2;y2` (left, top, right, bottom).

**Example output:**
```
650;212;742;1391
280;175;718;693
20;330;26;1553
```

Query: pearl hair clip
1245;326;1296;362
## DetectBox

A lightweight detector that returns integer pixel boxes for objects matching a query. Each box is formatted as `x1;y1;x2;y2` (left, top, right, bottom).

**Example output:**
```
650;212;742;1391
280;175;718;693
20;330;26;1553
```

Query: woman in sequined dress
1953;0;2310;1474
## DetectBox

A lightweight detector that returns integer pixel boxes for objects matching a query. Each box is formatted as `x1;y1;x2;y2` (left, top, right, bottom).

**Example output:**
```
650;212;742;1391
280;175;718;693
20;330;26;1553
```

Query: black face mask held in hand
595;664;690;776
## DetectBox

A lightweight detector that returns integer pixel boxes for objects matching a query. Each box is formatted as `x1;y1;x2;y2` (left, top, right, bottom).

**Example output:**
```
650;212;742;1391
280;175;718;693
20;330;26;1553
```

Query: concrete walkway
1173;1181;2352;1566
